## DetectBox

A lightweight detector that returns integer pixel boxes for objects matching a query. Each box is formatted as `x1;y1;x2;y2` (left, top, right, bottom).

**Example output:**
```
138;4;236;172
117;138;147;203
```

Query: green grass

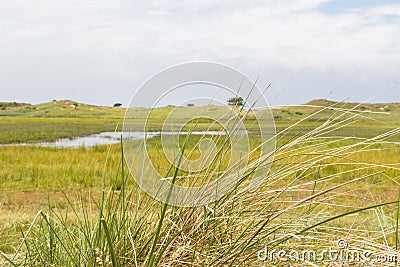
0;145;124;189
0;118;122;144
1;136;399;265
0;99;399;266
0;100;124;144
1;99;399;144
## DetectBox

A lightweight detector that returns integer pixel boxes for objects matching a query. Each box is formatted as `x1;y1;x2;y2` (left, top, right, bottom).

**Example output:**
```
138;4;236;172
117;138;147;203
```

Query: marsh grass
0;119;121;144
1;101;400;266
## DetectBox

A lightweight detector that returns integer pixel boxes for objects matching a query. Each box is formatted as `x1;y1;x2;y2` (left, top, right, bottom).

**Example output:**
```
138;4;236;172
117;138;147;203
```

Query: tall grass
1;102;400;266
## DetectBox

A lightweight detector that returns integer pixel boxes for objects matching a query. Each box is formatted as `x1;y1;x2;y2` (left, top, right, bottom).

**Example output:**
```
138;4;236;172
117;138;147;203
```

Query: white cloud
368;4;400;16
0;0;399;105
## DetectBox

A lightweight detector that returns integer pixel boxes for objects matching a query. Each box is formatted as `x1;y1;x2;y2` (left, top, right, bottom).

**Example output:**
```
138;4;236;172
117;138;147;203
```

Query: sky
0;0;399;107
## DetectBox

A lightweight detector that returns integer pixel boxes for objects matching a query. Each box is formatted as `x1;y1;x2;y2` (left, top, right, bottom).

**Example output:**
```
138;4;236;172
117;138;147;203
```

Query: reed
0;102;399;266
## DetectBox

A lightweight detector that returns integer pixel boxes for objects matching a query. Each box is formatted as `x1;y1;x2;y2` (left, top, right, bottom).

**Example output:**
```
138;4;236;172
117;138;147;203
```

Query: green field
0;100;124;144
0;99;399;266
1;99;399;144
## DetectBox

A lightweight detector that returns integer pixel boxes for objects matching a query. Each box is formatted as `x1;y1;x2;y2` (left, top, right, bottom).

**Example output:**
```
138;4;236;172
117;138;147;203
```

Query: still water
24;131;226;148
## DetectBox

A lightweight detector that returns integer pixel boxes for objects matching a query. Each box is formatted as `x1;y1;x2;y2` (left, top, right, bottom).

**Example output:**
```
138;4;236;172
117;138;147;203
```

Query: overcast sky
0;0;399;107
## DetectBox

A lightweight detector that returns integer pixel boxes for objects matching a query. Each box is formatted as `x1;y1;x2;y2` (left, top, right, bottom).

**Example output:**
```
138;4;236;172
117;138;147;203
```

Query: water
38;132;127;148
5;131;228;148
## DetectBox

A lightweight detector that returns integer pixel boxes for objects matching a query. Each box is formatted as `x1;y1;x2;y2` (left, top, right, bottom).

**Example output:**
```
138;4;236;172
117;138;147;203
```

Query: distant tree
72;103;78;110
187;103;195;107
113;103;122;108
227;97;244;108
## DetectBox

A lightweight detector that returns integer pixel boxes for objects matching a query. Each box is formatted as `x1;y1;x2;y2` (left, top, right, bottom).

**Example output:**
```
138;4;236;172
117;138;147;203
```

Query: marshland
0;99;399;266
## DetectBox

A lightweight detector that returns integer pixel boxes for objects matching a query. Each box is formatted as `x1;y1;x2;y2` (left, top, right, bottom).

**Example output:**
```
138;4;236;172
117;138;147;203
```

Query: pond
9;131;228;148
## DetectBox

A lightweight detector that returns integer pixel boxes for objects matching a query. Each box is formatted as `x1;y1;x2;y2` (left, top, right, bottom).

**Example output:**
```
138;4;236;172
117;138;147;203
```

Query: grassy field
0;100;124;144
0;99;399;266
1;99;399;144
